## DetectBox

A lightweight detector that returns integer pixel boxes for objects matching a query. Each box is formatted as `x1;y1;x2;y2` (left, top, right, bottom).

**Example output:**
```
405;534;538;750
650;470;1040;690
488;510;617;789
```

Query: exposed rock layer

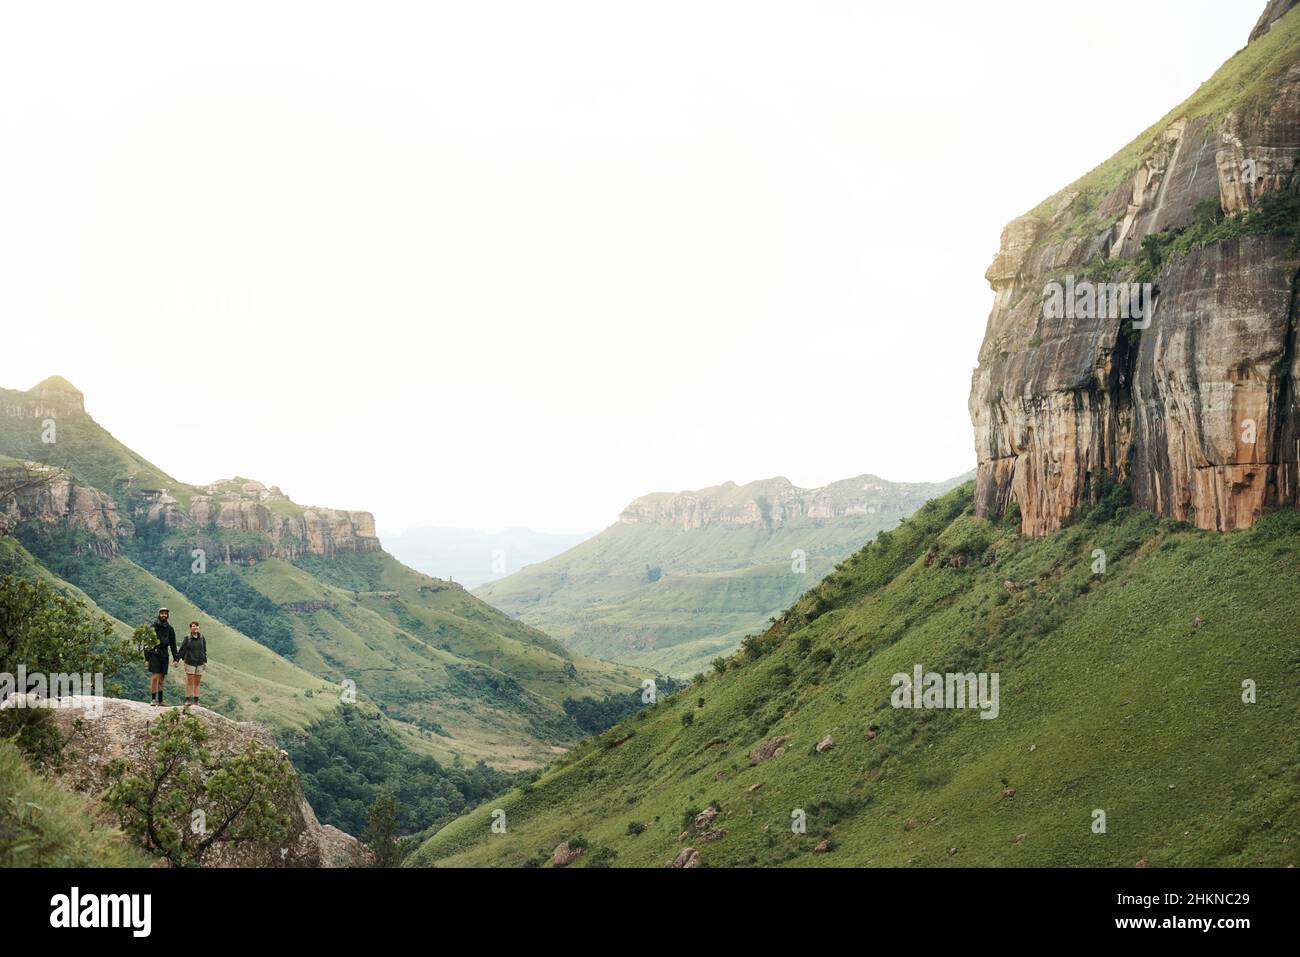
619;473;969;530
969;13;1300;534
0;470;129;555
0;376;381;560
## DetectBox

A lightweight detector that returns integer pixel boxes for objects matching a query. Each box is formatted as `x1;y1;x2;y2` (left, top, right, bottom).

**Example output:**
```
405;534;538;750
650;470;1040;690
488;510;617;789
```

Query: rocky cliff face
969;7;1300;535
0;468;130;555
154;478;380;561
0;376;382;561
1254;0;1300;43
619;473;969;530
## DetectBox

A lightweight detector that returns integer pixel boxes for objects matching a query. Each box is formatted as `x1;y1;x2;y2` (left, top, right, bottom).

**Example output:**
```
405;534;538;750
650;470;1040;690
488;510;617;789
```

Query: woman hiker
178;620;208;707
146;607;178;706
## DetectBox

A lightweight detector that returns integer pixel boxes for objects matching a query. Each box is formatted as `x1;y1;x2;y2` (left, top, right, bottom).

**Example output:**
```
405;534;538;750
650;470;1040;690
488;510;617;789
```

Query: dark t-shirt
152;619;178;659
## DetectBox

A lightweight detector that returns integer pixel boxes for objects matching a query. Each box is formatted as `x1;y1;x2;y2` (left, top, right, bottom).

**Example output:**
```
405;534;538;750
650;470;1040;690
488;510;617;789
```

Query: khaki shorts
184;663;206;676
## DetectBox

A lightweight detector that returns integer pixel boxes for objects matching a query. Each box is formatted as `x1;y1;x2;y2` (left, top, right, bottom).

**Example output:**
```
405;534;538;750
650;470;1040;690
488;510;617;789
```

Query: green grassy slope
0;378;182;503
409;485;1300;867
477;474;970;676
229;553;642;766
0;739;151;867
1;535;338;731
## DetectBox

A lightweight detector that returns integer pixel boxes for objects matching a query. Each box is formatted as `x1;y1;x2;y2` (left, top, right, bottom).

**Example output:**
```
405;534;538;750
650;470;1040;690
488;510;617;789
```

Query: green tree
362;788;401;867
0;575;133;680
0;576;138;763
104;709;294;867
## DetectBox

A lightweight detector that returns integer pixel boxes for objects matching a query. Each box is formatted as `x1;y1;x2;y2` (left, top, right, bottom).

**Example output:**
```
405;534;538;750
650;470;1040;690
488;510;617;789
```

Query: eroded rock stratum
970;11;1300;534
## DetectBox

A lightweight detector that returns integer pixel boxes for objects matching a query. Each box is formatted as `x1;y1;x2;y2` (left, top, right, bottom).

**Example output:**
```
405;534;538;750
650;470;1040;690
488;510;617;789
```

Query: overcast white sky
0;1;1265;534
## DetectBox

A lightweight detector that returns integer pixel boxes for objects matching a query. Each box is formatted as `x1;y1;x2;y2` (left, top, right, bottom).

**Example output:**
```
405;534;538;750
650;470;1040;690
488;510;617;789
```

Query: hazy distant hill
384;526;593;588
476;470;972;676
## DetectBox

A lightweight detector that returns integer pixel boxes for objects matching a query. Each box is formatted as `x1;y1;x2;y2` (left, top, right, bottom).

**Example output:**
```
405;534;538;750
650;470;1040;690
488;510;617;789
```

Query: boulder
552;841;584;867
694;806;720;829
40;696;366;867
750;735;790;764
667;847;701;868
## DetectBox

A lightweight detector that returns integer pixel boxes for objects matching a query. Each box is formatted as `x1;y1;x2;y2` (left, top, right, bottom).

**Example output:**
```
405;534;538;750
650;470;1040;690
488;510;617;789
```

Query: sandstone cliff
618;472;970;530
969;6;1300;534
0;466;129;555
153;478;381;561
0;378;381;561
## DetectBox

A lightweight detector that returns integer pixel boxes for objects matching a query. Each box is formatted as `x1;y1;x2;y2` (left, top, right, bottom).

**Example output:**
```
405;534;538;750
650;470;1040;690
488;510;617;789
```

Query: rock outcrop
1253;0;1300;43
619;473;968;530
749;735;790;764
35;696;367;867
969;7;1300;534
0;467;130;555
1;375;87;420
146;478;380;560
0;375;382;561
551;840;584;867
667;846;701;868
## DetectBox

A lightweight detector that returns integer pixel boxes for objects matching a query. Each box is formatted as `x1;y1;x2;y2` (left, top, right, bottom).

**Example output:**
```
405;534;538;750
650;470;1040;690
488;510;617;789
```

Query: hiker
147;607;178;706
178;620;208;707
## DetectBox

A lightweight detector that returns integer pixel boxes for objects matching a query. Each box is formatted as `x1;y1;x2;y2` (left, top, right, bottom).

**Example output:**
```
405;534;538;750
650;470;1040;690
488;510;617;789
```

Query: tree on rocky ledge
105;708;295;867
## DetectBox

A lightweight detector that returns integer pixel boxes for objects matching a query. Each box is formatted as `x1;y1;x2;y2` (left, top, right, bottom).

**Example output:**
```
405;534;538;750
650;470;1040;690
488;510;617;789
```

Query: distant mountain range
384;526;593;588
475;470;973;676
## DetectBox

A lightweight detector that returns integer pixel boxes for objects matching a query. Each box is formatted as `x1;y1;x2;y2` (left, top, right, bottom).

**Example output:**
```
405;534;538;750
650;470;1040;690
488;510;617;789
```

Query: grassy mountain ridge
0;376;640;768
409;485;1300;867
0;534;338;730
476;471;972;675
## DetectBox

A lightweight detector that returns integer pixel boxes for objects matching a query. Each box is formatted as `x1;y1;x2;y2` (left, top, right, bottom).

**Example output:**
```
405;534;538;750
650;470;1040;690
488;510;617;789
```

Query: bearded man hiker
145;607;179;706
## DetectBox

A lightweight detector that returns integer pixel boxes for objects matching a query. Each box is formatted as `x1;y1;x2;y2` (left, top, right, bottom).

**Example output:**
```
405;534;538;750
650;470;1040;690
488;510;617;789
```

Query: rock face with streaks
0;468;130;555
181;480;380;560
969;7;1300;534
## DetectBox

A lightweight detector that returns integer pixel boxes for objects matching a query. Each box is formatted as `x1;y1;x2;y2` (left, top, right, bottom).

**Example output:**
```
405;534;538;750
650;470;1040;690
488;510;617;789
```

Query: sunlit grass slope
410;485;1300;867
